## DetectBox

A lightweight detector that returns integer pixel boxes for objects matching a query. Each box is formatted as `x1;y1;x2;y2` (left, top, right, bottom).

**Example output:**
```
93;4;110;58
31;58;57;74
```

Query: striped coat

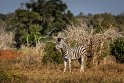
56;38;87;72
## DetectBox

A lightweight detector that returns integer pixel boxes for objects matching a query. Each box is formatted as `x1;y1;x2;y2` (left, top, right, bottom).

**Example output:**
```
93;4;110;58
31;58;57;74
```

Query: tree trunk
34;34;38;45
26;34;29;46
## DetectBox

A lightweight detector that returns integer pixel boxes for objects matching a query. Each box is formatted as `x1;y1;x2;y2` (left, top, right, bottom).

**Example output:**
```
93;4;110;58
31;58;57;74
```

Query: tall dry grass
0;58;124;83
0;21;15;50
17;42;45;66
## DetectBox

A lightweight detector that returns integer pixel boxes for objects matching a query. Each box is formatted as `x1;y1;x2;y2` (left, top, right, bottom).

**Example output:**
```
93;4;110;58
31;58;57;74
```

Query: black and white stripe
56;38;87;72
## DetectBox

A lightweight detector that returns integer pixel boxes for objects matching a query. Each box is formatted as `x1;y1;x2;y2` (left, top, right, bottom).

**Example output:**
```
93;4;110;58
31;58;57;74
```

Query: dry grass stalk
0;23;15;50
18;42;45;65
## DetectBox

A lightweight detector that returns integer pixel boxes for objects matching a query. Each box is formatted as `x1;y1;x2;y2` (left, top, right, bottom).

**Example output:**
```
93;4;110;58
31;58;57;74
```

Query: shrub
69;40;78;47
110;37;124;63
0;22;15;49
42;42;62;64
19;43;44;65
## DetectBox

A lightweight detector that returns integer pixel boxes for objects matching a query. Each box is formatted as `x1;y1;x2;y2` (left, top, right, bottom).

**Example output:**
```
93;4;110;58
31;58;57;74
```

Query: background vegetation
0;0;124;82
110;37;124;63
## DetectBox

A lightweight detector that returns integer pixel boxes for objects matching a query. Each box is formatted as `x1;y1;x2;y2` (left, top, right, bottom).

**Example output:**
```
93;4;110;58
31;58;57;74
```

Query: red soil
0;50;21;59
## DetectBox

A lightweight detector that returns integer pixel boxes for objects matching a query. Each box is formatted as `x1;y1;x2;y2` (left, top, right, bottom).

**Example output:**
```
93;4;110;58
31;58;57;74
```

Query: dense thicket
42;42;62;64
110;37;124;63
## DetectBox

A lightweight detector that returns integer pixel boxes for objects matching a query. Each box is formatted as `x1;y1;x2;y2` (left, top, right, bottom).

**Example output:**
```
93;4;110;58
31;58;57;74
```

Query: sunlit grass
0;58;124;83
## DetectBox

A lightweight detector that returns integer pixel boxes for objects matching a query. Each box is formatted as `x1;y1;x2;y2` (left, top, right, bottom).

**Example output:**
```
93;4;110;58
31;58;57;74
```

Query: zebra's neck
61;40;69;54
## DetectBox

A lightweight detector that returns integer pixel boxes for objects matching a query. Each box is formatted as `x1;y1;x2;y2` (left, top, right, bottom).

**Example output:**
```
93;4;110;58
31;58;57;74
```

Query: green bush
69;40;78;47
42;42;62;64
110;37;124;63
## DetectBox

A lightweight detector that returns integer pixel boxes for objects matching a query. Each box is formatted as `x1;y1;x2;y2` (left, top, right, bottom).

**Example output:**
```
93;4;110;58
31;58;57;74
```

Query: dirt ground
0;50;21;59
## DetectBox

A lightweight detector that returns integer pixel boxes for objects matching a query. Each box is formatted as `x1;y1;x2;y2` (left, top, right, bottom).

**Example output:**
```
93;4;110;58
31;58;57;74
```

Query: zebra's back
70;46;86;60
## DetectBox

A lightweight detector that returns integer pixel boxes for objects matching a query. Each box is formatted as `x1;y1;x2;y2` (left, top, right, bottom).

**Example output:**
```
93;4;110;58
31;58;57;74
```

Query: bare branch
38;27;57;42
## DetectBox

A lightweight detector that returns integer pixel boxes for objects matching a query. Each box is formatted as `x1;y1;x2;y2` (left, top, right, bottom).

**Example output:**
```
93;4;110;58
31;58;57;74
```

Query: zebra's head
55;37;64;49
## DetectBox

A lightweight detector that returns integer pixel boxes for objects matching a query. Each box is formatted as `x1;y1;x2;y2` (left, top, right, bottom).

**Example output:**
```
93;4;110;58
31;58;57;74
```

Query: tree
13;9;41;47
110;37;124;63
89;13;117;33
0;13;7;20
116;14;124;32
25;0;74;35
76;12;84;18
12;0;75;47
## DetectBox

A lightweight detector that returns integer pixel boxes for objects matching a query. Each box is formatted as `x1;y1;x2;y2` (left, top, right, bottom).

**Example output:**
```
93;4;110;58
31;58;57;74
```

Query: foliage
116;14;124;32
0;13;7;20
25;0;74;35
110;37;124;63
42;42;62;64
89;13;117;33
69;40;78;47
11;0;75;47
13;9;41;47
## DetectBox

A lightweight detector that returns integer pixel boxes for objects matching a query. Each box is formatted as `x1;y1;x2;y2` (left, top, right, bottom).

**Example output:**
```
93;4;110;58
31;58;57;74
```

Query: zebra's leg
68;59;71;72
78;58;81;64
63;59;67;73
80;57;84;72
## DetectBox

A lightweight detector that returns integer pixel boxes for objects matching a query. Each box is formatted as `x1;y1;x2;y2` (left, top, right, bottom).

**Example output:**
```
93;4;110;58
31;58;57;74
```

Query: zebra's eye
57;38;62;42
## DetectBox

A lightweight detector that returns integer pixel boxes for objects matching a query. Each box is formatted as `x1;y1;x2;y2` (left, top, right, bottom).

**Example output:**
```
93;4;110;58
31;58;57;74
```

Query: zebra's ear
63;37;69;40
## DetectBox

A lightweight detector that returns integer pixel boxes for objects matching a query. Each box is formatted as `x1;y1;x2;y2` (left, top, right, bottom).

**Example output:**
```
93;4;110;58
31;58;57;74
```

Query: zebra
55;37;87;73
